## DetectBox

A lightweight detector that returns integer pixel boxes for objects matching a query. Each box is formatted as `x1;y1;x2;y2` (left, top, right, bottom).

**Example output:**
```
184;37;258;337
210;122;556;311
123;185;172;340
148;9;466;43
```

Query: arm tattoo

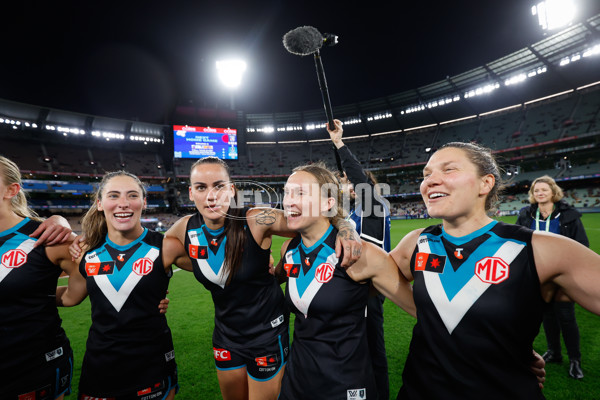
255;208;278;226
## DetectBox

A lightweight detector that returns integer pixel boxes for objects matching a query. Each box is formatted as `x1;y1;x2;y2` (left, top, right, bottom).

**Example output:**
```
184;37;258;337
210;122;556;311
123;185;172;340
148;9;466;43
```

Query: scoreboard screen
173;125;238;160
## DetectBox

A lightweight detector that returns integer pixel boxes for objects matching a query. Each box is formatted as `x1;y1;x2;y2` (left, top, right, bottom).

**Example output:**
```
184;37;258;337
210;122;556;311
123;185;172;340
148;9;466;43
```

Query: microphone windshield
283;26;323;56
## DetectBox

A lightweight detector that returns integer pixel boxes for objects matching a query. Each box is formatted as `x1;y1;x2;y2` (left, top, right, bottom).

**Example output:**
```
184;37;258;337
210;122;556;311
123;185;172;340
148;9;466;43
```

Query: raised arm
534;231;600;314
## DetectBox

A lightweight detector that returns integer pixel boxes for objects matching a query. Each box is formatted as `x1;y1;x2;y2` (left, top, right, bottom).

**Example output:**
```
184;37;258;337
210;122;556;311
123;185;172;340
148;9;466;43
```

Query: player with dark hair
164;157;362;400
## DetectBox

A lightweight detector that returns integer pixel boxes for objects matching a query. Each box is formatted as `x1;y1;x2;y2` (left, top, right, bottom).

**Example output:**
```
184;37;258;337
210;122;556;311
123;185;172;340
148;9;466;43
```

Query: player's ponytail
0;156;42;222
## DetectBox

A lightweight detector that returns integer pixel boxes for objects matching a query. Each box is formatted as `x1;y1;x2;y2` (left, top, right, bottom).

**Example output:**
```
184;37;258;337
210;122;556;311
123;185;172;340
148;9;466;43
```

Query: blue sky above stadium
1;0;599;123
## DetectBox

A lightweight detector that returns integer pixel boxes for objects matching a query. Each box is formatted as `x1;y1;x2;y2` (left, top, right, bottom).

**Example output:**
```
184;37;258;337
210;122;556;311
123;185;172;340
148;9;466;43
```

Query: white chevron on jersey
418;236;525;334
187;229;228;288
287;249;339;318
87;247;160;312
0;238;36;284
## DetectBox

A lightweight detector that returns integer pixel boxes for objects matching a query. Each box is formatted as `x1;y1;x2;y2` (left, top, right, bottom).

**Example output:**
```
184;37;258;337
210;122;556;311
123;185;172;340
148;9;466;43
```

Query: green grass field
58;214;600;399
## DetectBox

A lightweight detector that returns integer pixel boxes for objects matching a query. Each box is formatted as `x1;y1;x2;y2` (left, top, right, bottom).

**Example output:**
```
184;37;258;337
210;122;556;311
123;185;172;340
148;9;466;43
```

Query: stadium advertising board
173;125;238;160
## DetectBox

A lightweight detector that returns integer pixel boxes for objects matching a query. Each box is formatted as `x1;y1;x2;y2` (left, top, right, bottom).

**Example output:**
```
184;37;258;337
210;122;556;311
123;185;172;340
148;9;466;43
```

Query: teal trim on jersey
199;224;226;276
0;217;29;237
96;229;159;291
205;225;225;236
105;227;149;250
427;221;527;301
440;220;497;245
0;229;34;262
292;225;335;297
300;224;333;253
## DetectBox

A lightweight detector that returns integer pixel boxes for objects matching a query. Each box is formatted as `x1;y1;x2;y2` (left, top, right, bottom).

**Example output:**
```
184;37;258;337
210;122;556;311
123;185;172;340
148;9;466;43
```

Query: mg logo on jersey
132;258;154;276
2;249;27;268
315;263;334;283
213;348;231;361
475;257;510;284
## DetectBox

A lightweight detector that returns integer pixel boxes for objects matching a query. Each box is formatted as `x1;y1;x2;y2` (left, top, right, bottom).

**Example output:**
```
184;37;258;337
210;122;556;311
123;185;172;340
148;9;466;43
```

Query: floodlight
216;59;247;89
532;0;576;31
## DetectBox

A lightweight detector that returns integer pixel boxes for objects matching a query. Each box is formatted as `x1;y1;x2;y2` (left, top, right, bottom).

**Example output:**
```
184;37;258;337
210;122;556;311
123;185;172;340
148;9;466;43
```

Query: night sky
1;0;599;124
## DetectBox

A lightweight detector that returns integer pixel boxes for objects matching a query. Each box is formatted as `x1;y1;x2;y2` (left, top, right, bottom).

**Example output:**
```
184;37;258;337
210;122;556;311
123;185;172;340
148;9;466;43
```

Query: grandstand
1;12;599;229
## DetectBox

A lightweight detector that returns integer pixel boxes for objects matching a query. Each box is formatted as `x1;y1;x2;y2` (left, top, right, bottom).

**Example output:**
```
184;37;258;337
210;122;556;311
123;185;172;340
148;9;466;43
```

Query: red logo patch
475;257;510;284
2;249;28;268
213;348;231;361
132;258;154;276
85;262;101;276
315;263;335;283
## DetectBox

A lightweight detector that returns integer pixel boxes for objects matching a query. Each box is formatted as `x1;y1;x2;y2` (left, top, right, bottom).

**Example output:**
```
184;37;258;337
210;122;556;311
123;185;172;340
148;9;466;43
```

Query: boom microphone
283;26;339;132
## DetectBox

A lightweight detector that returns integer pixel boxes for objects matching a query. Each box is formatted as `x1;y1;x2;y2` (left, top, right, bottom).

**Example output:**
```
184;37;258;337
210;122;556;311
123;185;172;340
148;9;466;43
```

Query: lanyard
535;205;553;232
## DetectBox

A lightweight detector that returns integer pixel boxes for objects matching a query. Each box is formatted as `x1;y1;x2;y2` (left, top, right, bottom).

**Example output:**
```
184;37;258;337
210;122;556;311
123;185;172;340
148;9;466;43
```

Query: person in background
390;142;600;399
516;175;589;379
327;119;391;399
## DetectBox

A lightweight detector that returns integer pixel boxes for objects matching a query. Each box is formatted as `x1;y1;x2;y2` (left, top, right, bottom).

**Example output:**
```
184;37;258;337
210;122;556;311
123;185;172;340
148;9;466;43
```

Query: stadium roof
1;12;599;141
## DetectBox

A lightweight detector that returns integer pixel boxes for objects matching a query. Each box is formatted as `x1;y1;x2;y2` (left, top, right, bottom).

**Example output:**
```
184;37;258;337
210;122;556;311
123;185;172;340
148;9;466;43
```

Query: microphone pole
313;49;335;130
313;48;342;174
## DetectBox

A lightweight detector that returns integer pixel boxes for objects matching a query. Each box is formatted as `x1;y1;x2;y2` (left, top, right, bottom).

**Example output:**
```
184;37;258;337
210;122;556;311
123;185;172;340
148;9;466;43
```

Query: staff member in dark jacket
327;119;392;399
516;175;589;380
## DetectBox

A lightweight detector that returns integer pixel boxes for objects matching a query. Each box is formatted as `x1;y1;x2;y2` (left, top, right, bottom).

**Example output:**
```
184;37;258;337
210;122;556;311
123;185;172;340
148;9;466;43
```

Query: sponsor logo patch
189;244;208;259
284;263;300;278
213;348;231;361
2;249;28;268
165;350;175;362
86;261;115;276
133;257;154;276
45;346;63;362
475;257;510;284
414;252;446;273
347;388;367;400
315;263;335;283
454;248;464;259
255;354;278;367
270;314;284;328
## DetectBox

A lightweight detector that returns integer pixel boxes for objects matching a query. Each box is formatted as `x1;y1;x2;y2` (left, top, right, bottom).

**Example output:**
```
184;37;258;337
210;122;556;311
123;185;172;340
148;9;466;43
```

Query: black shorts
5;344;73;400
213;331;289;381
78;368;178;400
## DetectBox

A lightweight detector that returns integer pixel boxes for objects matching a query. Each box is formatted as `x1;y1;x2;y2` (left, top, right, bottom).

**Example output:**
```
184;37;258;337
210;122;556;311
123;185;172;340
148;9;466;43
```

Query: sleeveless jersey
0;218;70;383
398;221;545;400
280;225;375;400
78;229;176;396
184;211;287;348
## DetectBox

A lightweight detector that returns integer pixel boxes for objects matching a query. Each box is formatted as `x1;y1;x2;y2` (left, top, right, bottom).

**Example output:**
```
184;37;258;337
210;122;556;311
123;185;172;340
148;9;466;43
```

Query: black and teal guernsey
184;211;287;348
0;218;72;388
78;229;176;396
279;225;375;400
398;221;545;400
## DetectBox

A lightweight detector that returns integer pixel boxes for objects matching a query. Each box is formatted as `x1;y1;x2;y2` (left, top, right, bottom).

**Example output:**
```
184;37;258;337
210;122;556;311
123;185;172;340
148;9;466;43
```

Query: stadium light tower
531;0;576;31
216;59;247;110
